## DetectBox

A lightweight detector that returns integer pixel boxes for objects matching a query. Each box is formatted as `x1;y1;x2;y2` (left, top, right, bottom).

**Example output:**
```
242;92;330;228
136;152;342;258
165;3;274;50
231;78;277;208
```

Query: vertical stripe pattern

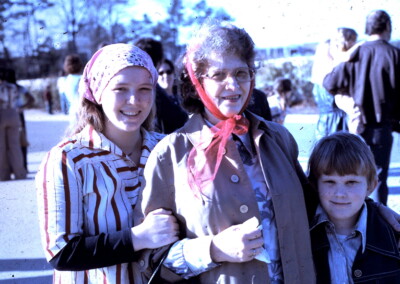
36;125;164;283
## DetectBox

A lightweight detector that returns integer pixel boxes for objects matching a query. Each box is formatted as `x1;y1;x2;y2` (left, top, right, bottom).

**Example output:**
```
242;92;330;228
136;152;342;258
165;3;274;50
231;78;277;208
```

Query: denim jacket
310;201;400;283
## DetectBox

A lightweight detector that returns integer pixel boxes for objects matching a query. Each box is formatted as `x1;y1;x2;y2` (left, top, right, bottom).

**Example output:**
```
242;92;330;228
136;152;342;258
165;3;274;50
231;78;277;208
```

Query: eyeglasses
201;67;255;83
158;70;173;76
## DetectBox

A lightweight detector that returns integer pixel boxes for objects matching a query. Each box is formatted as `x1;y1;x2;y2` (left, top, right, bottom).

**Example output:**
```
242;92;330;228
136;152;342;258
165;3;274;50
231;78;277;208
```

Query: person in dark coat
135;38;188;134
323;10;400;205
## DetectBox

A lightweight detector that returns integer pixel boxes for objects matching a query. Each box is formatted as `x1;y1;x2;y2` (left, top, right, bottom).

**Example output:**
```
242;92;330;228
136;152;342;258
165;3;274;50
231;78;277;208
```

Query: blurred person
324;10;400;206
330;27;365;135
330;27;359;63
5;68;34;171
158;58;177;96
311;27;358;139
246;88;272;121
59;54;83;115
267;77;292;124
157;58;186;114
0;68;27;180
135;38;188;134
57;71;68;114
43;84;53;115
36;44;179;283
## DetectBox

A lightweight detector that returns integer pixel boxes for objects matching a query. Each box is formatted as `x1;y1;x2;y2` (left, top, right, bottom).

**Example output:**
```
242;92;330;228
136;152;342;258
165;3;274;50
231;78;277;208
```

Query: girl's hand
210;219;264;263
131;208;179;251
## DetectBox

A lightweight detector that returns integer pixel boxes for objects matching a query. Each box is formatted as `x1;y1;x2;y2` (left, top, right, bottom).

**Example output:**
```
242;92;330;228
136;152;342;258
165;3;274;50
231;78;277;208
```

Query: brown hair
308;132;378;191
337;27;358;51
365;10;391;36
63;54;83;75
274;77;292;95
135;38;164;69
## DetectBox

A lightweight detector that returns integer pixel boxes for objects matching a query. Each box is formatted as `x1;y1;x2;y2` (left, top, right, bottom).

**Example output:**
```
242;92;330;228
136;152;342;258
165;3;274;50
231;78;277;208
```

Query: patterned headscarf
79;43;158;104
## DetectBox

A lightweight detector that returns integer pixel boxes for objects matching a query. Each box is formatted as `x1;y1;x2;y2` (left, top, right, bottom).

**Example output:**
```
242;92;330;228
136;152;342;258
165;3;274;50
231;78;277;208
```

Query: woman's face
201;53;252;123
99;66;154;136
158;62;174;91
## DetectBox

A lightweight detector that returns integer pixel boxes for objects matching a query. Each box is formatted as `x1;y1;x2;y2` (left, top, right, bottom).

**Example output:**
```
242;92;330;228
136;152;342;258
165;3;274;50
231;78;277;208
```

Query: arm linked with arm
36;148;138;271
140;145;220;281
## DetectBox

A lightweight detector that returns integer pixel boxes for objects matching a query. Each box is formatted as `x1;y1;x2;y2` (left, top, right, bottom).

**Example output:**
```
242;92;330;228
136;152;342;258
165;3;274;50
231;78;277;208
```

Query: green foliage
256;56;316;106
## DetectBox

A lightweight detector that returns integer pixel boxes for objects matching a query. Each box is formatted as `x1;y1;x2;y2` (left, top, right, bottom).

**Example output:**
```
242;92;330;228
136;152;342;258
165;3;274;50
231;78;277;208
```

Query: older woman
135;21;317;283
138;21;400;283
36;44;179;284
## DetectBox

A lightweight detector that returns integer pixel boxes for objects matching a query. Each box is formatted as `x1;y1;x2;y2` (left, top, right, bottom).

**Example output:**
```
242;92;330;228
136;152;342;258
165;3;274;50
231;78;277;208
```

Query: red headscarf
185;52;254;197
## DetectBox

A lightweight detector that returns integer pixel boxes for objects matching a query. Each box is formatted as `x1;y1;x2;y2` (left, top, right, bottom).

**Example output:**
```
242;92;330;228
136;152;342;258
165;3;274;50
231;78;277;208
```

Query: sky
126;0;400;48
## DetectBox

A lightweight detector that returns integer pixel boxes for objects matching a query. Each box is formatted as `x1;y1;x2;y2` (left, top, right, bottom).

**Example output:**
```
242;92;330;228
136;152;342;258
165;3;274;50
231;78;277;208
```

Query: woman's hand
131;208;179;251
210;221;264;263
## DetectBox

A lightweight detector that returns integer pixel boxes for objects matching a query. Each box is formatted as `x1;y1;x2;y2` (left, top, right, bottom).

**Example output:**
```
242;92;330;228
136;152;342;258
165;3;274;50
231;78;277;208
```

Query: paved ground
0;108;399;283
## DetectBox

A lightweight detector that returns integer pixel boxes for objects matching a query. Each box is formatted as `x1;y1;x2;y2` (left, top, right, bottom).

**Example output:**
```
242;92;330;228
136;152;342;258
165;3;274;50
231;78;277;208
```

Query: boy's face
318;173;371;228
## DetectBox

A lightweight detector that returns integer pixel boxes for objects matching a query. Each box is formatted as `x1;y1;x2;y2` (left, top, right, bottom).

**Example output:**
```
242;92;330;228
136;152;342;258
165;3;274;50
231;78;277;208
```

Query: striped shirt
36;125;164;283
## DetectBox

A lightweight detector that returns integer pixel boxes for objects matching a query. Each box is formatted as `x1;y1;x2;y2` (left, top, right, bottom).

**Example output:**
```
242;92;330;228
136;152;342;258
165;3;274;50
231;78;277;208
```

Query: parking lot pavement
0;109;399;283
0;110;69;283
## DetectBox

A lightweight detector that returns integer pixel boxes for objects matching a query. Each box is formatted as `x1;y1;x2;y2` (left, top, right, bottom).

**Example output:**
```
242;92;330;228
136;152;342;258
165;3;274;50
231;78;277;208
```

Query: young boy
308;132;400;283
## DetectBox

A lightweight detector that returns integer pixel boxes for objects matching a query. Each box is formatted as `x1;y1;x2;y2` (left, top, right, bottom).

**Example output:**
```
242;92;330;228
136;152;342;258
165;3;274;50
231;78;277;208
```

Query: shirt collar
76;125;163;158
311;203;368;253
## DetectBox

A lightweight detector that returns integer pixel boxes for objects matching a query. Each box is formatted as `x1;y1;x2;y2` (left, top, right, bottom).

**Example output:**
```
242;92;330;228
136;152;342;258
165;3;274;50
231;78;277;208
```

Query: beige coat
135;112;316;283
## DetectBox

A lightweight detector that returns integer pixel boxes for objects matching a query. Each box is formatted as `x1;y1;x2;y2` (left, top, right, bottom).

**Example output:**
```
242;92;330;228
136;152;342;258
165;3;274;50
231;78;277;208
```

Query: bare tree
53;0;88;53
0;0;13;63
52;0;129;54
1;0;233;78
1;1;53;59
149;0;233;60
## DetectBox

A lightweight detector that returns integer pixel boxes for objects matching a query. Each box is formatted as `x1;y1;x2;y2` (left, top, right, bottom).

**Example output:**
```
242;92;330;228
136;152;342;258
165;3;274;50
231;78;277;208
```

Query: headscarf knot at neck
185;52;254;197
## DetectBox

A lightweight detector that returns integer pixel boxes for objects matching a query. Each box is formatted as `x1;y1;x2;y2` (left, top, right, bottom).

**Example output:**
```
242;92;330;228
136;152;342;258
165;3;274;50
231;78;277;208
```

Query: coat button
353;269;362;278
240;205;249;213
139;260;145;267
222;147;227;155
230;174;239;183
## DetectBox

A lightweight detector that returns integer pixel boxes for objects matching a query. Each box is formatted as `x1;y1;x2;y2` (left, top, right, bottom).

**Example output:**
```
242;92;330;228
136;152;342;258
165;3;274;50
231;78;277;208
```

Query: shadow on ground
0;258;51;272
0;275;51;284
0;258;52;284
